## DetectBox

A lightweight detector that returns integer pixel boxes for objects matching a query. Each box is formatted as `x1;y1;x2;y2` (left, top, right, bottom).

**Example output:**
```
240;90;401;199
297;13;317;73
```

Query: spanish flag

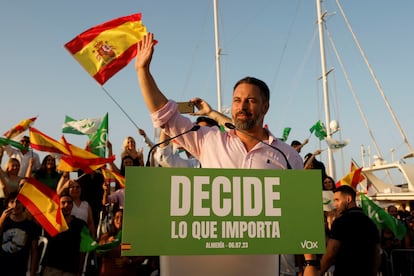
101;167;125;188
17;178;68;237
65;13;148;85
3;116;37;139
29;127;115;173
336;163;363;189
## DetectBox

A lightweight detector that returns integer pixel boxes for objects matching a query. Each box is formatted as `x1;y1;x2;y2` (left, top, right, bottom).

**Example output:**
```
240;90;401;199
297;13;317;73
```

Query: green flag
0;137;27;150
80;225;122;253
281;127;291;142
62;115;103;135
309;120;327;140
360;194;407;240
88;113;108;157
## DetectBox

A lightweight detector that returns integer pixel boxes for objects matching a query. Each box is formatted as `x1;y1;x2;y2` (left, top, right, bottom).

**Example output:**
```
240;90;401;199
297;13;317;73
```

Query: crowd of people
0;32;413;276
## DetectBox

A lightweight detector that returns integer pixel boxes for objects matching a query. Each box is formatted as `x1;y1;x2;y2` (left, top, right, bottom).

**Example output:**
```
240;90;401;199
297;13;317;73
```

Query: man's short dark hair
334;185;356;200
291;140;301;147
233;77;270;103
196;117;219;128
5;191;19;204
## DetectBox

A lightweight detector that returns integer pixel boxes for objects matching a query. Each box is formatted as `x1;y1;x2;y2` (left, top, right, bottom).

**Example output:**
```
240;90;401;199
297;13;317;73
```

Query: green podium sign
122;167;325;255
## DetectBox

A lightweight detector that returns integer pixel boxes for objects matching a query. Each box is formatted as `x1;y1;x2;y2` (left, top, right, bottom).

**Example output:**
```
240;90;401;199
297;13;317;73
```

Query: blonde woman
0;158;24;197
121;136;144;166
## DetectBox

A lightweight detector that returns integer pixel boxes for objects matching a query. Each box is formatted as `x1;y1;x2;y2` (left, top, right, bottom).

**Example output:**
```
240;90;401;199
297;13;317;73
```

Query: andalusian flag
309;120;327;140
325;137;350;151
80;225;122;253
0;137;27;150
65;13;148;85
88;113;108;157
62;113;109;157
3;116;37;139
62;115;104;135
281;127;291;142
360;194;407;240
17;178;68;237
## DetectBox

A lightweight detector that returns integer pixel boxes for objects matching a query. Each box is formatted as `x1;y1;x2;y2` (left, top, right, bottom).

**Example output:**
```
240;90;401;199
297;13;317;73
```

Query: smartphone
177;102;195;114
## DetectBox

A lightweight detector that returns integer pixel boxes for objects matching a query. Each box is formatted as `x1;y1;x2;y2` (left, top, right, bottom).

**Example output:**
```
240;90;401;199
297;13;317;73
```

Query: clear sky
1;0;413;179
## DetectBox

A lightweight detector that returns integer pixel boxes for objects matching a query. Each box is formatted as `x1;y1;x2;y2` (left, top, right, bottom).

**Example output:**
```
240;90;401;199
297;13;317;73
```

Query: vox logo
300;240;319;249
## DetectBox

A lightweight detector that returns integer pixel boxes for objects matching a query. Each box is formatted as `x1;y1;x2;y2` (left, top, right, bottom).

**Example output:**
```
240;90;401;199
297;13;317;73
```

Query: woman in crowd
0;158;24;198
98;209;147;276
121;136;144;166
28;155;63;190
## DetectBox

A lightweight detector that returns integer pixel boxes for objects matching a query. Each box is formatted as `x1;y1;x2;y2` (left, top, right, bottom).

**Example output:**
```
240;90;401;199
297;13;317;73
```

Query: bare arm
303;254;320;276
102;182;109;206
138;128;155;148
190;97;231;126
319;238;340;275
304;149;322;169
56;177;70;195
135;33;168;113
25;157;34;178
106;141;120;174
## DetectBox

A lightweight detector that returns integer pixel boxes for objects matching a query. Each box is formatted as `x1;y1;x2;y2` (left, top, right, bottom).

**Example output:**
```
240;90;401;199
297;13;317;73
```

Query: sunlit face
126;137;136;150
388;206;398;218
20;138;30;148
323;178;335;190
8;198;24;215
7;159;20;175
60;196;73;216
123;158;134;167
45;156;56;169
68;181;81;197
113;210;123;230
231;83;269;130
333;191;351;214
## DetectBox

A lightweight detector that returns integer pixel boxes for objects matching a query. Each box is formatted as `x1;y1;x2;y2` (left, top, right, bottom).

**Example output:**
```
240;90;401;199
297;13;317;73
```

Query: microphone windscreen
191;125;201;131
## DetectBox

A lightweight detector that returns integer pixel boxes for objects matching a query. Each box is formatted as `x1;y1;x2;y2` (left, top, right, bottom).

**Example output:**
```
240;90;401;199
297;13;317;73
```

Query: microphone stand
145;125;201;167
224;122;292;169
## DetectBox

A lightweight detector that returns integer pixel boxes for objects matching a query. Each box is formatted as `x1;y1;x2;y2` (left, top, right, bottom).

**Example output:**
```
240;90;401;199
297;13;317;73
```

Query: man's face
231;83;269;130
60;196;73;216
8;198;24;215
388;206;398;218
333;191;351;214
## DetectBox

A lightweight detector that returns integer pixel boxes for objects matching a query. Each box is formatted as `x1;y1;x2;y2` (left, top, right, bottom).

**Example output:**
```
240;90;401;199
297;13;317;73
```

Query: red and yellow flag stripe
65;13;148;85
18;178;68;237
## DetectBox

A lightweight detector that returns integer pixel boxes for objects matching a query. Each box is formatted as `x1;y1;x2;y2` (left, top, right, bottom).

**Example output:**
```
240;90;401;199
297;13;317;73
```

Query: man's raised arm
135;33;168;113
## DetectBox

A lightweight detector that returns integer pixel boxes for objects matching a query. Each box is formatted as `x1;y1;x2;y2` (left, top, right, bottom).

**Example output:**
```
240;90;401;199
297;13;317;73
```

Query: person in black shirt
320;185;381;276
41;189;86;276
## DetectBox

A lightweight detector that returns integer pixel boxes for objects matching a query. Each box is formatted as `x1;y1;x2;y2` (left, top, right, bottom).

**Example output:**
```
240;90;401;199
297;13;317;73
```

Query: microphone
146;125;201;166
224;122;292;169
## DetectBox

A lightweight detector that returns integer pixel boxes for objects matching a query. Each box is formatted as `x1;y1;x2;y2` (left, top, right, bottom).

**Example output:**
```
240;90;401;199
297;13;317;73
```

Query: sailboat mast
213;0;222;112
316;0;335;179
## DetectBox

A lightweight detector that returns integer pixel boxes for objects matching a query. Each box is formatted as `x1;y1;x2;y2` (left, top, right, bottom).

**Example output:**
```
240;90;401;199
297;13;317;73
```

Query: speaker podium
122;167;325;275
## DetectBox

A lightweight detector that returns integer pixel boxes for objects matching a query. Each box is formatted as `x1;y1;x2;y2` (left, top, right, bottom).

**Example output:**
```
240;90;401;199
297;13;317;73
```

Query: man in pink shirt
135;33;303;276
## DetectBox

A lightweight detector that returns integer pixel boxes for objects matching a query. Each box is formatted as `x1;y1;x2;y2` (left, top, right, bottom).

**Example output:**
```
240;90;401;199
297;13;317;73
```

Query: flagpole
101;87;140;129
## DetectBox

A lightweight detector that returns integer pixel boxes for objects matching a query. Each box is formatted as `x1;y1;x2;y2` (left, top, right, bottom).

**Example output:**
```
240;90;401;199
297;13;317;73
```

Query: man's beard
233;112;261;130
